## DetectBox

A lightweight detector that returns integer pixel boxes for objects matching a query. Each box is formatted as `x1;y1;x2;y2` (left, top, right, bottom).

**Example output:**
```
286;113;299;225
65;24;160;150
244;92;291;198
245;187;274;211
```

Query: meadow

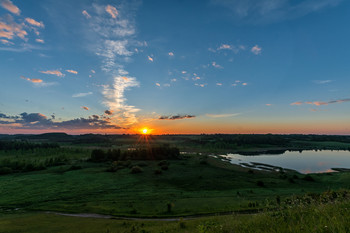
1;133;350;232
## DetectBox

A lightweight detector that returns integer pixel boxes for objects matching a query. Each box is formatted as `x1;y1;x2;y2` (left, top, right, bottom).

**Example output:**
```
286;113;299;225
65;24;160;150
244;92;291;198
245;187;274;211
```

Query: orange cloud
105;5;118;18
20;75;43;83
82;10;91;19
81;106;89;111
0;0;20;15
290;101;303;105
168;52;174;56
40;70;64;77
35;39;44;43
25;18;44;28
66;69;78;74
0;20;27;40
148;56;153;62
0;39;13;44
313;101;328;106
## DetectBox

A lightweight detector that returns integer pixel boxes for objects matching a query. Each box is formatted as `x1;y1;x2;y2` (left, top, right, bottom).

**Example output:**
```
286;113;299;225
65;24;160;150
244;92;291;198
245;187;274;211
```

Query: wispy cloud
148;55;153;62
168;52;174;56
218;44;231;50
212;61;223;69
66;69;78;74
206;113;241;118
209;43;246;53
291;98;350;106
155;83;160;87
81;106;89;111
159;114;195;120
72;92;93;98
210;0;343;24
0;15;27;41
20;75;42;83
216;83;222;86
0;0;20;15
290;101;303;105
195;83;207;87
88;3;142;128
35;39;44;43
105;5;118;19
102;76;140;126
82;10;91;19
251;45;262;55
25;18;44;28
40;70;64;77
313;80;333;84
0;38;12;44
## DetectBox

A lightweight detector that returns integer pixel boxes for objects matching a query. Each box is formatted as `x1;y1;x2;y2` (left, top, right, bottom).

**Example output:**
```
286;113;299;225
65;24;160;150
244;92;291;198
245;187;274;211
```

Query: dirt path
46;209;261;222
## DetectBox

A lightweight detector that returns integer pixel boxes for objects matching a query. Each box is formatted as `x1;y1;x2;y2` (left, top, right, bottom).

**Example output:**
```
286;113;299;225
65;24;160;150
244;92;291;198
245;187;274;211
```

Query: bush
158;160;168;166
0;167;12;175
90;149;106;162
161;165;169;171
303;175;315;182
137;161;148;167
154;169;162;175
257;180;265;187
68;165;82;171
130;166;143;174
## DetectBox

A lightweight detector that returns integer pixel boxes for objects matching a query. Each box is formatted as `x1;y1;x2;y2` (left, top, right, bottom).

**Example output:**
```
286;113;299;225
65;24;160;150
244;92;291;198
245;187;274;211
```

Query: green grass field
1;137;350;232
1;199;350;233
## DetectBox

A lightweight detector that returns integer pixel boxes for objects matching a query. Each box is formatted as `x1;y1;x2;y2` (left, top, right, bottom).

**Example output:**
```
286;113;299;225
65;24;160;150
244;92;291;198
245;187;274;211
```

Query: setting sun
141;128;149;134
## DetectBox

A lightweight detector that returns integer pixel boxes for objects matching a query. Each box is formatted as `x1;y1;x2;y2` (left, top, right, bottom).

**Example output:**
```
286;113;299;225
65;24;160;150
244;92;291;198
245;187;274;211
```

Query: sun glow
141;128;149;134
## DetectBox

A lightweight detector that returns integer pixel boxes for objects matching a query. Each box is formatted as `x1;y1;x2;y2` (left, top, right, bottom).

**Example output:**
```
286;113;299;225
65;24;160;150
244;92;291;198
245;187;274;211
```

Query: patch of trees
191;134;290;149
0;141;59;151
0;156;68;174
90;145;180;162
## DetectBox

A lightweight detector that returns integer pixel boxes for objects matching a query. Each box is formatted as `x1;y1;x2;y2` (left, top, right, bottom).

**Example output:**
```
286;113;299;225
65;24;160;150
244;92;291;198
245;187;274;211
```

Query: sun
141;128;149;134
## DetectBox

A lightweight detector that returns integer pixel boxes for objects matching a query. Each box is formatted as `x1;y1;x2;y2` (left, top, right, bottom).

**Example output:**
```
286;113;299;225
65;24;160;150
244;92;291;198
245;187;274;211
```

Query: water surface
219;150;350;173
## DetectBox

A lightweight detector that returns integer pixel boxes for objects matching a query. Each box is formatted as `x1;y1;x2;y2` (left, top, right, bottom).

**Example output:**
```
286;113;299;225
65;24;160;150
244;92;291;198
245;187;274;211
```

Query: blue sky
1;0;350;134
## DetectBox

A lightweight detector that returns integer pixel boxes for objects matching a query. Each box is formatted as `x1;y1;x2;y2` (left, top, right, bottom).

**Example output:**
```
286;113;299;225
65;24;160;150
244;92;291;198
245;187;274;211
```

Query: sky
1;0;350;135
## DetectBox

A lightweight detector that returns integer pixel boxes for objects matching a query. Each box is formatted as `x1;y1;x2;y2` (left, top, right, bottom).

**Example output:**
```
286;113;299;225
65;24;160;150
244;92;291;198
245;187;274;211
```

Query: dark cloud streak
159;114;196;120
0;112;121;130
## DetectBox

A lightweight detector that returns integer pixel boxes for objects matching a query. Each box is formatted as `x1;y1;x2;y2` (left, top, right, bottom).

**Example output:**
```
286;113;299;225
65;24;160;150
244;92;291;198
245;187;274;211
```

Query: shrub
154;169;162;175
137;161;148;167
199;159;207;165
161;165;169;171
303;175;315;182
158;160;168;166
257;180;265;187
130;166;143;174
0;167;12;175
90;149;106;162
68;165;82;171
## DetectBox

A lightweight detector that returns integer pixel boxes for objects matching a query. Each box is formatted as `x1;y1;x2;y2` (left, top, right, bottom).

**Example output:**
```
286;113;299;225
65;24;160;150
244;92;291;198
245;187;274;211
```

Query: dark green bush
257;180;265;187
130;166;143;174
0;167;12;175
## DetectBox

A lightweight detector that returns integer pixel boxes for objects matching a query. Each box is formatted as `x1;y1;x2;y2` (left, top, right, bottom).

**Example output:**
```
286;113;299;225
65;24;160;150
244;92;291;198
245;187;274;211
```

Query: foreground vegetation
1;193;350;232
